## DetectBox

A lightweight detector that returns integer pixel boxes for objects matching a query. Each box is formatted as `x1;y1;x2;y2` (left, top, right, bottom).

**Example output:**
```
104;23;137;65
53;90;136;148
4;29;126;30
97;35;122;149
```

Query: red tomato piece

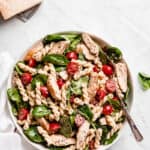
102;104;113;115
28;58;36;67
70;95;75;103
49;123;61;134
40;86;49;98
21;73;32;85
96;89;106;101
75;114;85;127
113;96;119;101
57;78;65;89
66;51;78;60
102;65;113;76
67;62;79;75
93;65;100;73
18;108;29;121
105;79;116;93
89;139;95;150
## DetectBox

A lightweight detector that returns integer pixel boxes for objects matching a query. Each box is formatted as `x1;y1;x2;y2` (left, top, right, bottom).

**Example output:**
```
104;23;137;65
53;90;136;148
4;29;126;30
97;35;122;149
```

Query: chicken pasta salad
7;32;129;150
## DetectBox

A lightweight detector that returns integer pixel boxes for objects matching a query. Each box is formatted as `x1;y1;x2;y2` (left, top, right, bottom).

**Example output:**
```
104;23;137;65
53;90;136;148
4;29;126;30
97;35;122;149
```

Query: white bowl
6;31;134;150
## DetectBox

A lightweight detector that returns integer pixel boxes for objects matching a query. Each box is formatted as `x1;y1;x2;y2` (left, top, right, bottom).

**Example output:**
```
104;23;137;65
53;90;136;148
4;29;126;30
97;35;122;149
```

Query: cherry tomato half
102;65;113;76
18;108;29;121
67;62;79;75
66;51;78;60
96;89;106;101
21;73;32;85
40;86;49;98
57;78;65;89
28;58;36;67
49;123;61;133
102;104;113;115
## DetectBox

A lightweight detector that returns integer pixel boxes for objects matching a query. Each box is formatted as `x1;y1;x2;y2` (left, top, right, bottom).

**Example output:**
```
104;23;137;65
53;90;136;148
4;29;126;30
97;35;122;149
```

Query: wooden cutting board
0;0;42;20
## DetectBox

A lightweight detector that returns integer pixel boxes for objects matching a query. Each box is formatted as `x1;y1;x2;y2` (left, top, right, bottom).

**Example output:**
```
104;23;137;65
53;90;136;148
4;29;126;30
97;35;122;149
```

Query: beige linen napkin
0;0;42;20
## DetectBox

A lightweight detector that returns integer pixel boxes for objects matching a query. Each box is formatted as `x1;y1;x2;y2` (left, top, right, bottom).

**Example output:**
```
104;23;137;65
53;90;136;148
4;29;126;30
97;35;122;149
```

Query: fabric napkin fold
0;51;35;150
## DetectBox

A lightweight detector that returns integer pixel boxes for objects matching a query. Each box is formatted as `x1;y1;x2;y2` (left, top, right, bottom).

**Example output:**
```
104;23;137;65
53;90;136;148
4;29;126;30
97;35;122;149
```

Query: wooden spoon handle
120;101;143;142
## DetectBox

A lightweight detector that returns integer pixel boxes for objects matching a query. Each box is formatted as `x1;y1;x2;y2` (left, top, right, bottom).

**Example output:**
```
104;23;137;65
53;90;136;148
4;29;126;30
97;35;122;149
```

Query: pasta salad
7;32;129;150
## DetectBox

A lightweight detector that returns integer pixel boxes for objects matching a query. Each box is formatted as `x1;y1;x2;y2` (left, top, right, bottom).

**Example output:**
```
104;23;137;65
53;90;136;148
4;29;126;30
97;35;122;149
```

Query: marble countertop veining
0;0;150;150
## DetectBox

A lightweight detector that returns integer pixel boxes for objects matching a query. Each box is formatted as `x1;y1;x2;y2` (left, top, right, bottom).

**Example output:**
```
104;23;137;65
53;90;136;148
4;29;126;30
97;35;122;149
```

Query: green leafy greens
59;116;72;137
32;105;51;118
24;126;44;143
106;47;122;62
43;54;69;66
70;76;89;95
77;104;93;121
7;88;21;103
31;74;48;89
43;33;79;45
138;72;150;90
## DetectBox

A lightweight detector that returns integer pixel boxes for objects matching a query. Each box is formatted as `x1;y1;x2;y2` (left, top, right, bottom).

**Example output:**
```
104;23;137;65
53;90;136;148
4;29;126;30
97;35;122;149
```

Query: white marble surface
0;0;150;150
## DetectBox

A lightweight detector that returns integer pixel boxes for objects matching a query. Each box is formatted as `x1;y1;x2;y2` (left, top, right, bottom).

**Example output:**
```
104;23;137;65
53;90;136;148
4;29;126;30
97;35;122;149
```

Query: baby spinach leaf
43;54;69;66
59;116;72;138
78;104;93;121
106;47;122;62
108;99;121;110
70;76;89;95
15;65;23;75
55;66;66;72
69;113;76;127
24;126;44;143
68;36;81;50
138;72;150;90
100;125;112;145
31;74;48;89
64;35;81;54
32;105;51;118
104;131;118;145
43;33;79;45
7;88;21;103
99;48;108;64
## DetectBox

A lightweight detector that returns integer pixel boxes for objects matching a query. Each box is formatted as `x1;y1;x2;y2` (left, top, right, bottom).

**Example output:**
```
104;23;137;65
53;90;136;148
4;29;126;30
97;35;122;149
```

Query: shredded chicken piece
88;72;99;101
47;74;61;100
37;118;49;132
37;126;75;146
77;44;95;60
82;33;99;56
17;63;37;75
47;64;61;100
76;120;90;150
115;63;128;92
33;43;54;61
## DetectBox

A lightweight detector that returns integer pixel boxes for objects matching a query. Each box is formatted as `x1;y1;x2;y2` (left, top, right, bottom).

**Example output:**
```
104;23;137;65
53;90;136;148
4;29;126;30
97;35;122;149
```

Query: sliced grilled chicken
37;117;49;132
88;72;99;101
77;44;95;60
82;33;99;56
47;74;61;100
76;120;90;149
49;41;70;54
115;63;128;93
46;134;75;146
